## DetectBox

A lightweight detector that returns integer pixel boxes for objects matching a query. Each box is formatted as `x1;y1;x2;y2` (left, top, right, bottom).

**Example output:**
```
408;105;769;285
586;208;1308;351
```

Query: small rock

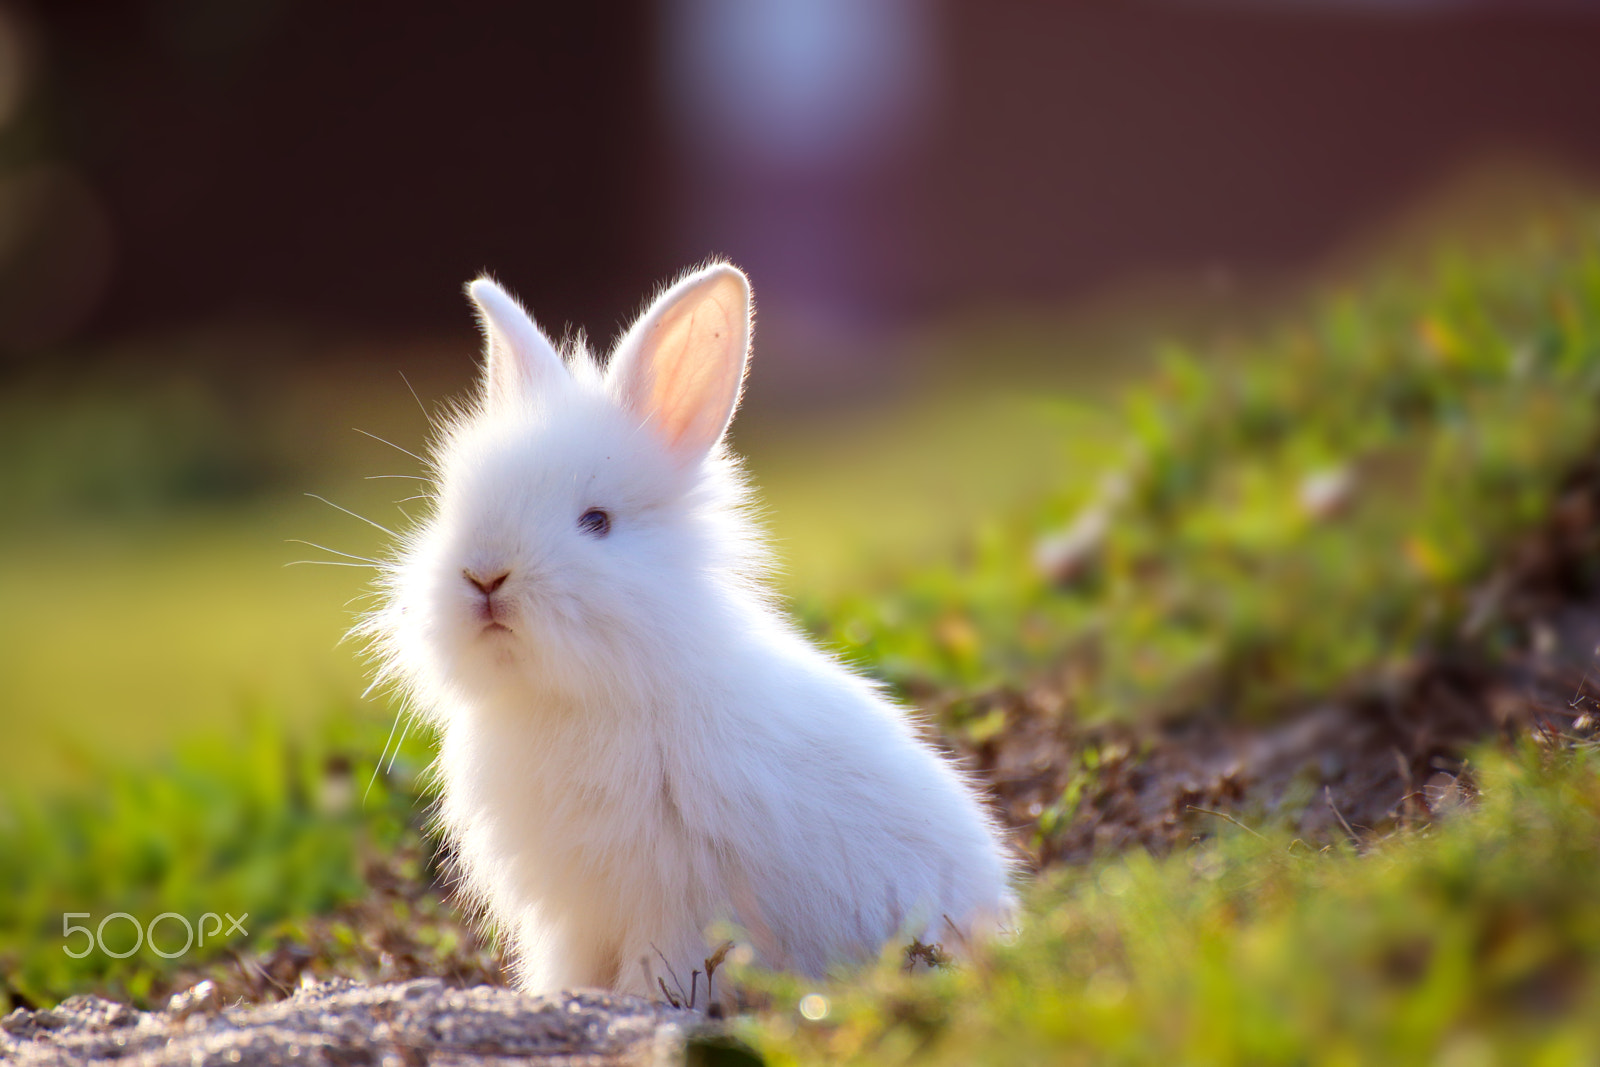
1035;506;1110;586
1424;772;1469;817
167;980;221;1022
1298;465;1356;521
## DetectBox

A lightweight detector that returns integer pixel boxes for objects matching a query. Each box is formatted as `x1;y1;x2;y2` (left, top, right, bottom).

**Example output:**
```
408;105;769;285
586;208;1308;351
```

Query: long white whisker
353;428;426;465
399;371;432;425
386;717;412;775
285;539;382;564
365;474;428;481
285;560;378;569
366;710;405;805
305;493;398;536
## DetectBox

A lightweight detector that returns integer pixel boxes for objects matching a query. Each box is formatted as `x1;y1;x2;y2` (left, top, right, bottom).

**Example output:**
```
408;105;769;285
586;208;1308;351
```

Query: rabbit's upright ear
467;277;566;410
608;262;751;464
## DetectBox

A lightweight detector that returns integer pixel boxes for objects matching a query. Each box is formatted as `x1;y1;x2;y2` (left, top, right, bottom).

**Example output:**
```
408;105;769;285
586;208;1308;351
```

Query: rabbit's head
370;263;763;716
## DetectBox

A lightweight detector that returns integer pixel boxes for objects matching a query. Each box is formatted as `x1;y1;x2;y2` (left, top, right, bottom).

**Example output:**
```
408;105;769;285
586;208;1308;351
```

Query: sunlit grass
752;389;1121;593
0;501;380;790
0;707;432;1008
738;743;1600;1066
808;217;1600;726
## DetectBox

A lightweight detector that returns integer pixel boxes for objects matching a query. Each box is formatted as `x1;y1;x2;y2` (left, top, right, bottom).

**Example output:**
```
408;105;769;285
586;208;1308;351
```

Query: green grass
738;742;1600;1066
737;209;1600;1062
808;217;1600;729
0;506;375;789
0;710;433;1007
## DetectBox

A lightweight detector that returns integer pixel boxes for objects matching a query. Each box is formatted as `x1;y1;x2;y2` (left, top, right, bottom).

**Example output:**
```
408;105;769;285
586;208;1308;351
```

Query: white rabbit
362;262;1016;1000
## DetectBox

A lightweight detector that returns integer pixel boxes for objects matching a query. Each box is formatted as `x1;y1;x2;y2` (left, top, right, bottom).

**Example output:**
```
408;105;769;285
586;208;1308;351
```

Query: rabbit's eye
578;508;611;537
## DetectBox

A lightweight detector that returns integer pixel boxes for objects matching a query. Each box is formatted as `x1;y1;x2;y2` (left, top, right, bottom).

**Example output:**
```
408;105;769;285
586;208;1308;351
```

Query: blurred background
7;1;1600;364
2;0;1600;818
8;0;1600;1026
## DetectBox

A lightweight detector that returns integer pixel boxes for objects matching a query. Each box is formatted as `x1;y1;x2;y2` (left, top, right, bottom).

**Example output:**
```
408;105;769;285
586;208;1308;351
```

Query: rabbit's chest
447;712;685;852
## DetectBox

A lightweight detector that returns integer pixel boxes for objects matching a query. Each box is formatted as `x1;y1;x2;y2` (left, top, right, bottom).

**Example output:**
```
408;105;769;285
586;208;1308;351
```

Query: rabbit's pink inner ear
618;267;750;461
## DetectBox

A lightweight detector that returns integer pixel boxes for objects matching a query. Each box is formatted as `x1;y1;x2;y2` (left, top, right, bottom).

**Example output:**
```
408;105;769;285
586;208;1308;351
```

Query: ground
6;211;1600;1063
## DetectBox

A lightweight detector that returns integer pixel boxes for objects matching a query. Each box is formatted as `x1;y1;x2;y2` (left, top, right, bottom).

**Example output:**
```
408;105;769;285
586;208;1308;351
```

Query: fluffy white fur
363;262;1016;999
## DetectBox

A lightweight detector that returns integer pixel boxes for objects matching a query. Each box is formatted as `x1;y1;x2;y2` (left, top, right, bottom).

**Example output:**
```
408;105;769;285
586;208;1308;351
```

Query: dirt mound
958;463;1600;866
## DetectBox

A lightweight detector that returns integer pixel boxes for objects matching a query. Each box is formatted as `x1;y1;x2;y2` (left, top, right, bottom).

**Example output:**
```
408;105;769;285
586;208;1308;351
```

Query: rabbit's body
438;595;1009;994
367;264;1014;997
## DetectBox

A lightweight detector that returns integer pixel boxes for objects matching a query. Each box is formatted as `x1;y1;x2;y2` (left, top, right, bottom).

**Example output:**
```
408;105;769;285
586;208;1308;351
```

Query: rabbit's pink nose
463;569;509;595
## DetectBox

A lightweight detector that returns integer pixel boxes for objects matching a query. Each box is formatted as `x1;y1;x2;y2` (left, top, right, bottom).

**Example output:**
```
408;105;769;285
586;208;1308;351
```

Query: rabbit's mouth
481;621;514;636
